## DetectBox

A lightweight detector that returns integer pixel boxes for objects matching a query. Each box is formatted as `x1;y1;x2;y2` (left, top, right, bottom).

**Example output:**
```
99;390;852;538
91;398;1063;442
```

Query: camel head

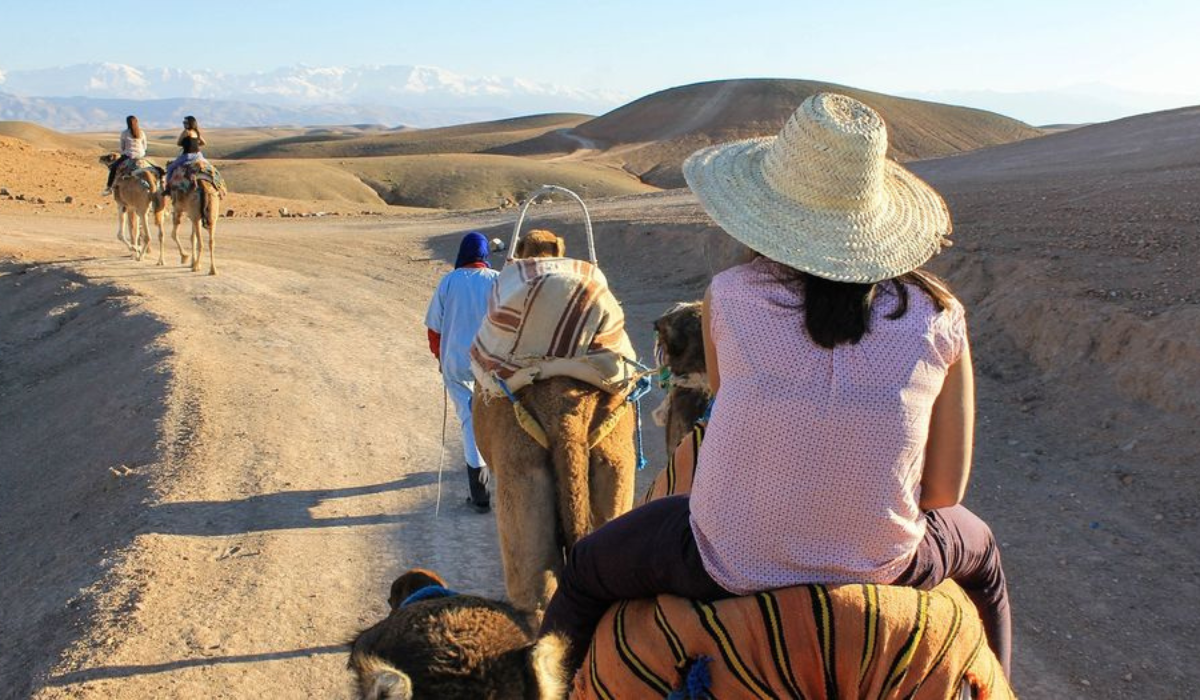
349;569;570;700
99;152;122;166
387;568;447;610
655;301;705;377
515;229;565;259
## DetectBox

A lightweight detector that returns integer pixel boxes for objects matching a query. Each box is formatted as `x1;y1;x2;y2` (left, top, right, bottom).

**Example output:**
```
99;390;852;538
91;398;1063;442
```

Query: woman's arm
701;285;720;396
920;342;975;510
176;130;186;147
197;132;206;147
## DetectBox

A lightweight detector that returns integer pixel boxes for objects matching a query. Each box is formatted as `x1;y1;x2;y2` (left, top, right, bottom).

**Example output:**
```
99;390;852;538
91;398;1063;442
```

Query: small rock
16;193;26;201
1154;513;1164;521
1120;439;1138;452
33;196;46;204
225;209;234;218
255;211;265;217
64;195;74;204
278;207;289;217
1080;679;1090;686
0;187;9;196
1123;673;1133;682
1120;473;1135;486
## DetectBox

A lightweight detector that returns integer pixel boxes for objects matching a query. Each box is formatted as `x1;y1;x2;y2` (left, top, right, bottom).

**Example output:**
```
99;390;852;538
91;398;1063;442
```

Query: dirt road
2;193;1196;697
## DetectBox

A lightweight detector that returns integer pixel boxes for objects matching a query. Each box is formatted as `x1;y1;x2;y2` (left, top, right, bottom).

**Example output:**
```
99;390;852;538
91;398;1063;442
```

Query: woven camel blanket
470;257;638;396
642;423;705;504
117;158;160;177
574;580;1014;700
168;160;227;196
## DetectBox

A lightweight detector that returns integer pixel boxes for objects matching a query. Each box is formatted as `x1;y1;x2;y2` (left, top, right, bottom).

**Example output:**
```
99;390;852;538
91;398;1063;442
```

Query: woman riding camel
102;115;148;196
539;93;1012;677
165;115;207;188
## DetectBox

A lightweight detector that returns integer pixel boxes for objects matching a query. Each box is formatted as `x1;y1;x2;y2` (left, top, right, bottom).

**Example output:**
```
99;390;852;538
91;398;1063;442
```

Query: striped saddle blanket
470;257;639;397
116;157;161;179
575;579;1013;699
643;423;705;504
168;159;227;196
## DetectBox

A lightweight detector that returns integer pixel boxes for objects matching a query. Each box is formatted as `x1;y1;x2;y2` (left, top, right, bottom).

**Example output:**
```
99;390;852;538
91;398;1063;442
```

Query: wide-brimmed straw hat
682;93;952;283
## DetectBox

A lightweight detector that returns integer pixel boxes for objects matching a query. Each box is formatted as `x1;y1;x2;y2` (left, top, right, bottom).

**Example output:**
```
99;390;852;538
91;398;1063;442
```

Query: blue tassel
628;375;652;471
667;656;712;699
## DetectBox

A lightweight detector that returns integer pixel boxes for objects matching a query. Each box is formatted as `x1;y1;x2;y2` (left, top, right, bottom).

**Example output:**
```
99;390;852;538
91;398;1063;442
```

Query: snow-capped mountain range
0;63;628;130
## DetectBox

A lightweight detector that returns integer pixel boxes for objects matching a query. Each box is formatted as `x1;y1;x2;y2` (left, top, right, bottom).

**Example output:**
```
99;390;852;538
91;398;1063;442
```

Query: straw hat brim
683;136;951;283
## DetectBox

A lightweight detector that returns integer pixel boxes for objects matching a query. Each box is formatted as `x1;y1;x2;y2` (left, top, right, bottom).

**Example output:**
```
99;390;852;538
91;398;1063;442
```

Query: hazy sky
3;0;1199;116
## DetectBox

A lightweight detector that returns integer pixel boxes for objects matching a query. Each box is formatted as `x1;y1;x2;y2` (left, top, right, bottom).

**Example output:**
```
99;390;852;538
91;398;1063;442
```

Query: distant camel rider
425;232;500;513
165;115;207;190
103;115;158;196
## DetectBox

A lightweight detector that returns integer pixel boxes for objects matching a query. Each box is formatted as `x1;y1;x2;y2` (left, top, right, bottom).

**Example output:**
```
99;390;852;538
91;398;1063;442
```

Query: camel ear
368;667;412;700
351;652;413;700
530;633;571;700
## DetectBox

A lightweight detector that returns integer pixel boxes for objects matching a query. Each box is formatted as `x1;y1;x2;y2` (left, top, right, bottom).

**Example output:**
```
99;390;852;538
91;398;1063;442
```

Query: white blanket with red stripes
470;257;638;397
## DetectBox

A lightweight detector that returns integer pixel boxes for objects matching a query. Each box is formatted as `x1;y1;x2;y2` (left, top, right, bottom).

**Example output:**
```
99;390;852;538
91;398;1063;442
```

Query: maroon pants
540;495;1011;676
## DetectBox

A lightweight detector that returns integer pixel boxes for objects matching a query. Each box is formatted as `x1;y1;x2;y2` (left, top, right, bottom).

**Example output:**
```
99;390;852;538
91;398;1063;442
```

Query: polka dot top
690;259;968;594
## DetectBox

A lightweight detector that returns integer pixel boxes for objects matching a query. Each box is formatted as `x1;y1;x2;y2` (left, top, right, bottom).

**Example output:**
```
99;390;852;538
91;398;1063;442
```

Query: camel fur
514;229;566;259
472;230;637;622
170;179;222;275
99;153;173;263
348;569;569;700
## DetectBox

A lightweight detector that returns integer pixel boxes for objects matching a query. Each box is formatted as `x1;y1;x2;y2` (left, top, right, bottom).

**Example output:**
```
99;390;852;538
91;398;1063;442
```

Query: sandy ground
1;183;1197;698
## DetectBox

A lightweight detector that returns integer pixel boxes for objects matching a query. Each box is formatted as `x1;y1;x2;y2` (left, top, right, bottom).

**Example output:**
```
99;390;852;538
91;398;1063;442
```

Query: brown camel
474;377;636;621
348;569;568;700
99;153;172;262
170;179;222;275
472;230;637;622
651;301;710;454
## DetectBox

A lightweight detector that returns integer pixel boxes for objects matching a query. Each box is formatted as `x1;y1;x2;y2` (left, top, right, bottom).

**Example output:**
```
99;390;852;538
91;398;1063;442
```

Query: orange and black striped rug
574;578;1013;699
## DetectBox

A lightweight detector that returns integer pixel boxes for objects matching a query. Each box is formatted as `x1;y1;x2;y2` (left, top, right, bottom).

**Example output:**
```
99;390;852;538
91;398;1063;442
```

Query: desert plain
1;79;1198;698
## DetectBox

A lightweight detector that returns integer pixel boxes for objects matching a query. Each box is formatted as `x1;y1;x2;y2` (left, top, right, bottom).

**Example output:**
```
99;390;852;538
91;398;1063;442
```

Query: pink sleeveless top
690;259;967;594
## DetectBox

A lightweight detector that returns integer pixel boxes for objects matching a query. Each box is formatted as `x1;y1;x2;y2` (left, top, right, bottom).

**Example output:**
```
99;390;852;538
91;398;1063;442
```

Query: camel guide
424;232;500;513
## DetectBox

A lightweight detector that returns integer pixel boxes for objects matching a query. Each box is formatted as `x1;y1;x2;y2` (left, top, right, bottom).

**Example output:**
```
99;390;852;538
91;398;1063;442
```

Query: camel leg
190;219;201;272
116;205;132;251
496;462;559;621
587;407;637;527
130;209;144;260
475;396;561;619
154;204;166;266
206;219;217;276
170;206;188;265
138;209;152;261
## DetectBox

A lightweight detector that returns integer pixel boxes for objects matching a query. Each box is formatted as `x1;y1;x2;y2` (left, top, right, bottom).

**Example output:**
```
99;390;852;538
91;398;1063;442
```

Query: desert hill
77;126;388;160
914;104;1200;181
332;153;655;209
911;104;1200;314
0;121;98;151
494;79;1043;187
226;113;590;159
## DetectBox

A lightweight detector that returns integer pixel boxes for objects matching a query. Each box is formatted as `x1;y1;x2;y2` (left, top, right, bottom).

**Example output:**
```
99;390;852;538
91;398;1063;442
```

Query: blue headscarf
455;232;491;269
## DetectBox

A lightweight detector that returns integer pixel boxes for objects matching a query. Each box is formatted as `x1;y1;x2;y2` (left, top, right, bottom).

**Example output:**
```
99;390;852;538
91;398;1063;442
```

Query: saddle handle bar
507;185;596;265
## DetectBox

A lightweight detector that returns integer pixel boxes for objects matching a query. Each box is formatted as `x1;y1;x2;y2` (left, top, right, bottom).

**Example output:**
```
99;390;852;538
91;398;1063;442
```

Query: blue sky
3;0;1199;121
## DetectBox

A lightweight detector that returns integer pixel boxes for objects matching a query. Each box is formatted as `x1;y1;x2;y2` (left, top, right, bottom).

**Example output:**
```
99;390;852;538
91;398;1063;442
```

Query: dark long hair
765;261;955;349
126;115;142;139
183;115;200;135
